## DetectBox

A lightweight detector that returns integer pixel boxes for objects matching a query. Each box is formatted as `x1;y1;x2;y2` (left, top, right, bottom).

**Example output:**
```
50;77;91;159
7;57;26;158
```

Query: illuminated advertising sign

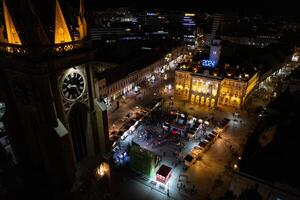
202;60;216;68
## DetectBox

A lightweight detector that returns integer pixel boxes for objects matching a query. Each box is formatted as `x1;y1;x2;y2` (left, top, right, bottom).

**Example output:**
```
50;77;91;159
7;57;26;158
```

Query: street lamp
95;162;110;180
233;164;238;171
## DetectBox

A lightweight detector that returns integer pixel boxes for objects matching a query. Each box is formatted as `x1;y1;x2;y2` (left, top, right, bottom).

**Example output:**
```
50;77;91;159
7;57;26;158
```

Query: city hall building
174;63;259;109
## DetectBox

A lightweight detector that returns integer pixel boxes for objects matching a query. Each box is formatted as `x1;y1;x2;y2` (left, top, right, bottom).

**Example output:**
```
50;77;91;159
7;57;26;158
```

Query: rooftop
156;164;172;177
95;39;179;85
176;61;258;81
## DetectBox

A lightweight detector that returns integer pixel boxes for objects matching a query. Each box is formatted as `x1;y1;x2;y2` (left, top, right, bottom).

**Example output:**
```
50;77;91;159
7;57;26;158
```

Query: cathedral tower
0;0;110;195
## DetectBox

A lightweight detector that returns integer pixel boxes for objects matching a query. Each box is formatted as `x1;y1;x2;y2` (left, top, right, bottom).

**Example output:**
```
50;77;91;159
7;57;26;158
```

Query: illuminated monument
0;0;109;194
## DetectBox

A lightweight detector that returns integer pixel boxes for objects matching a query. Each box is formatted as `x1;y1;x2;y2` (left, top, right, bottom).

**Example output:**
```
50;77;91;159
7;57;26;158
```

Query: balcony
0;40;91;59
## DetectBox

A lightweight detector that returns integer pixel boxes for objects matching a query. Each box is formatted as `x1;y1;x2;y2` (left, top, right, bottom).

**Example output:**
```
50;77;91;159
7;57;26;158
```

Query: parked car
197;139;210;150
120;131;129;141
211;131;219;137
207;133;217;141
223;117;230;122
184;154;196;168
205;135;214;143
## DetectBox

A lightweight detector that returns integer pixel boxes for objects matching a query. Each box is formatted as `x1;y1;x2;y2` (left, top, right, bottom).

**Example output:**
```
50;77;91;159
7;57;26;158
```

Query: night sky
88;0;299;16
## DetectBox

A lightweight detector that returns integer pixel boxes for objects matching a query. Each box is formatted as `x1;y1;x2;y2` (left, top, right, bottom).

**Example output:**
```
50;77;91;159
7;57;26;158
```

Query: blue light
147;12;157;16
202;60;216;68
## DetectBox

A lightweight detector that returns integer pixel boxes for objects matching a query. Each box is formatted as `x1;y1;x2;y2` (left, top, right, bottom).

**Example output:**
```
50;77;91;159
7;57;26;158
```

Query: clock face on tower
62;71;85;101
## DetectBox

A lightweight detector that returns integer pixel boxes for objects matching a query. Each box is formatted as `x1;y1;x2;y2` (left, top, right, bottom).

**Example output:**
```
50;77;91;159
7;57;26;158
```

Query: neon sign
202;60;216;68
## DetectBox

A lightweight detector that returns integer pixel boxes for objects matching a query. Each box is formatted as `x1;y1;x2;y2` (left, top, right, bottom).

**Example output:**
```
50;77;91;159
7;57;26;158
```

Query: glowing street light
234;164;238;170
95;162;110;180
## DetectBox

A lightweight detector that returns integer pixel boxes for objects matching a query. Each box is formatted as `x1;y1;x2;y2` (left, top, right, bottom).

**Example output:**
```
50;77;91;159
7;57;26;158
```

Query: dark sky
88;0;299;16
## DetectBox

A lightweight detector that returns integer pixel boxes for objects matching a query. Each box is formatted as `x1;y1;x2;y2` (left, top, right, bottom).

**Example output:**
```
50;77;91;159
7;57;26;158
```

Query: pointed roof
77;0;87;40
3;0;53;45
54;0;72;44
2;0;22;44
1;0;80;46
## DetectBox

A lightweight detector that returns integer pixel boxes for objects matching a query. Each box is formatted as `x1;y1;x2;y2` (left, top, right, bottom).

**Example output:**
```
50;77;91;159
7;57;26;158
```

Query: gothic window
68;103;88;162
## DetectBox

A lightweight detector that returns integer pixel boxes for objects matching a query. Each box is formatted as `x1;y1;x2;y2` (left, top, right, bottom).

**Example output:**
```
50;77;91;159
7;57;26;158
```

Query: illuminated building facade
96;45;188;105
175;65;259;109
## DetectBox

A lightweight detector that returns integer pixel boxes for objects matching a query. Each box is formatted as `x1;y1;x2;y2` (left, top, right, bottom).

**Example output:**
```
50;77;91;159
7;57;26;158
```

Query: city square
105;67;255;200
0;1;300;200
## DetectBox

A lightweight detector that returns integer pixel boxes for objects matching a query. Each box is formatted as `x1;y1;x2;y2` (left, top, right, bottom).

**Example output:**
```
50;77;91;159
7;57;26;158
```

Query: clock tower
0;0;110;195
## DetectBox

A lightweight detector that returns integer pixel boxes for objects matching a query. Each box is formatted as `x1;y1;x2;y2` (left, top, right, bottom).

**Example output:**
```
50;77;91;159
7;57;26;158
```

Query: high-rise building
209;39;222;65
0;0;109;195
205;13;224;46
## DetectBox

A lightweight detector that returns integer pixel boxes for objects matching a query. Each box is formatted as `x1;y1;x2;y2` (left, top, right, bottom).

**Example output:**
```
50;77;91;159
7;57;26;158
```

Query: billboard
202;60;216;68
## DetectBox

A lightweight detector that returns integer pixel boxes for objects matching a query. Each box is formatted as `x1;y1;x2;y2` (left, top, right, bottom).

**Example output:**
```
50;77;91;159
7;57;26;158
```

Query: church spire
2;0;22;45
76;0;87;40
54;0;72;44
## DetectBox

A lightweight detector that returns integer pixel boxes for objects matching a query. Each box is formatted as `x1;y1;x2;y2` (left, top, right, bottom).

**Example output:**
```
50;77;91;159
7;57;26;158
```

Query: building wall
218;78;247;108
99;45;188;104
174;70;259;109
244;72;259;102
190;76;220;107
174;71;191;101
221;35;278;48
106;66;153;102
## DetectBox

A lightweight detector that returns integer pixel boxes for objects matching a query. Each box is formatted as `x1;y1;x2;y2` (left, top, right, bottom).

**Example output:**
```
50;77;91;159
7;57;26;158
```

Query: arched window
68;103;88;162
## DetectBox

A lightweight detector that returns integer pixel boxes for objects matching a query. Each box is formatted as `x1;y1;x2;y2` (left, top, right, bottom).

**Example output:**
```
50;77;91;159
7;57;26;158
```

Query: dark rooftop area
240;86;300;190
95;39;180;84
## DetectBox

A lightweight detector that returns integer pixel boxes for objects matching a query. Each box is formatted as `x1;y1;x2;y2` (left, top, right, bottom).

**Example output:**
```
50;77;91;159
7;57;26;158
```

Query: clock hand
70;84;80;94
75;86;80;94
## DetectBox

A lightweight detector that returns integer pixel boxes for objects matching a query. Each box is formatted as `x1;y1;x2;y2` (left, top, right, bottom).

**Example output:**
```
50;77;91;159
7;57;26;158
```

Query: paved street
106;57;299;200
247;61;299;110
106;61;259;200
111;109;255;200
109;92;256;200
107;69;175;135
